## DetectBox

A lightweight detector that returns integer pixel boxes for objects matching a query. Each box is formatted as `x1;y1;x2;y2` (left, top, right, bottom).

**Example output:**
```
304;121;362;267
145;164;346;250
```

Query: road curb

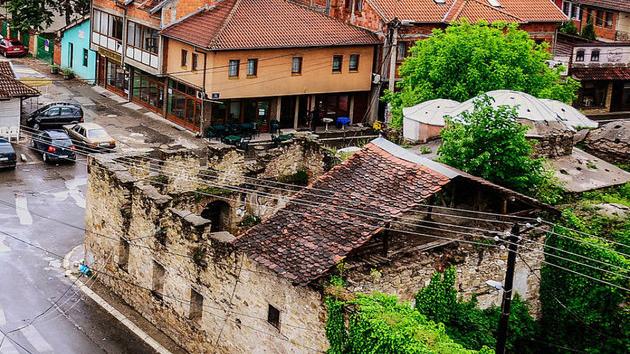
63;245;173;354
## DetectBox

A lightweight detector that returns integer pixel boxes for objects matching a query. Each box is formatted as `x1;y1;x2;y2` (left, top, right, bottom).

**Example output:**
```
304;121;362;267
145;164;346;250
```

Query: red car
0;38;27;57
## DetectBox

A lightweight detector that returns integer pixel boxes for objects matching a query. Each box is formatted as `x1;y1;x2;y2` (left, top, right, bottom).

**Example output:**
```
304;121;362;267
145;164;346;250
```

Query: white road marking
0;305;6;325
14;195;32;226
20;325;53;353
0;340;20;354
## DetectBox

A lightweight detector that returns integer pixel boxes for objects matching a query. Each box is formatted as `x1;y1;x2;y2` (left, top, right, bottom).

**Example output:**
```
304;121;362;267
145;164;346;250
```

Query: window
46;108;61;116
82;48;89;67
605;12;613;28
396;42;407;61
291;57;302;74
590;49;600;62
562;1;570;16
152;261;166;299
247;58;258;76
332;55;343;73
575;50;584;62
595;10;603;26
181;49;188;67
228;60;240;77
267;305;280;329
349;54;359;71
192;53;199;71
111;16;123;40
570;4;580;20
118;238;129;271
92;9;123;43
127;21;159;54
189;289;203;324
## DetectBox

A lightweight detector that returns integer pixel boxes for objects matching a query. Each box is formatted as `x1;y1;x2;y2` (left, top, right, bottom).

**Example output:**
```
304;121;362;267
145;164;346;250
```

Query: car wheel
42;153;48;163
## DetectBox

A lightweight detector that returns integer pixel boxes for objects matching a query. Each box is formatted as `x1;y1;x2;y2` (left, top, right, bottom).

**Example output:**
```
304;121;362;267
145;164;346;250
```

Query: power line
15;133;630;275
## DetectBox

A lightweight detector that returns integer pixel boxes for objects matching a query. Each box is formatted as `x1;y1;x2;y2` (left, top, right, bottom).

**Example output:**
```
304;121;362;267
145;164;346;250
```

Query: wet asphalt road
0;145;153;354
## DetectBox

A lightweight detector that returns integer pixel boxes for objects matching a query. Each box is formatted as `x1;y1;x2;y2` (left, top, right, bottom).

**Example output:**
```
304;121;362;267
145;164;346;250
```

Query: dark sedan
0;138;17;169
31;130;77;163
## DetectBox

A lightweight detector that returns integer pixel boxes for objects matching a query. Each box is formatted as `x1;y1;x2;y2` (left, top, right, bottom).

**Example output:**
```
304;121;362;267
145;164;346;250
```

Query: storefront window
132;69;164;112
167;80;201;130
106;61;128;93
578;81;608;108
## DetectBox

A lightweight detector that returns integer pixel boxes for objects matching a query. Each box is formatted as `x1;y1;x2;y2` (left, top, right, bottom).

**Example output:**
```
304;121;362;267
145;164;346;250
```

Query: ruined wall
345;237;545;317
84;156;328;354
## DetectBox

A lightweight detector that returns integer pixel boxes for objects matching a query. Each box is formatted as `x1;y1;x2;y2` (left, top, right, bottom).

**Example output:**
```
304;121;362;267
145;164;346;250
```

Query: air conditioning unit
196;91;207;100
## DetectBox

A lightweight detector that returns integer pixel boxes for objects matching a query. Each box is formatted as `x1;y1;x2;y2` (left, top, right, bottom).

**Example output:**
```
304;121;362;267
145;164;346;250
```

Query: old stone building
84;137;552;353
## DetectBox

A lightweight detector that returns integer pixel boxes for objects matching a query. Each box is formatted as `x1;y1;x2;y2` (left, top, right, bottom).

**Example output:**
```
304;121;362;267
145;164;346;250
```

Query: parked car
63;123;116;151
26;103;84;131
0;138;17;169
30;130;76;163
0;38;27;57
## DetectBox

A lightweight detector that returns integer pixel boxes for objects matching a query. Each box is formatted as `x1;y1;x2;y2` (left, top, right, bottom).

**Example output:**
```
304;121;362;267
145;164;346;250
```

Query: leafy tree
384;21;579;127
437;96;557;199
51;0;91;26
581;15;596;40
6;0;54;33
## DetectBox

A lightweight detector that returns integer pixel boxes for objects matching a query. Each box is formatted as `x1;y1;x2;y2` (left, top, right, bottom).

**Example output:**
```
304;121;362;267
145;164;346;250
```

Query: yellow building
161;0;379;132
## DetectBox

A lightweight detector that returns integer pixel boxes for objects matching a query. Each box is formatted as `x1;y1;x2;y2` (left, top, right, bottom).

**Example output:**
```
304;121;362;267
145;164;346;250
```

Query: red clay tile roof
367;0;566;23
234;140;451;285
573;0;630;12
0;62;40;99
161;0;379;50
571;66;630;81
445;0;524;23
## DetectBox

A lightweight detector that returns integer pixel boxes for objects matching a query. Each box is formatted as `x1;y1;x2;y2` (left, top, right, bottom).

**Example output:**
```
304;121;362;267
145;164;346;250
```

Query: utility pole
496;223;521;354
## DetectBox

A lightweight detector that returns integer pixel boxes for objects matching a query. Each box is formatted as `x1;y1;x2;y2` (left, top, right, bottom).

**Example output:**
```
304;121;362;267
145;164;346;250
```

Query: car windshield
10;40;21;46
52;139;72;148
0;143;13;153
87;129;108;139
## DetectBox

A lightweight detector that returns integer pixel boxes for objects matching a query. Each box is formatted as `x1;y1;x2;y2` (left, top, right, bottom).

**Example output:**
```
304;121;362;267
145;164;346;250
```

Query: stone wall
345;236;545;317
583;121;630;164
84;155;328;354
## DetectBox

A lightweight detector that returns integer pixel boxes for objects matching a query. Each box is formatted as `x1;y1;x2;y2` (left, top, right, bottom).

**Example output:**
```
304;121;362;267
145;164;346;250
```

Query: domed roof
540;99;598;129
448;90;560;122
402;99;460;126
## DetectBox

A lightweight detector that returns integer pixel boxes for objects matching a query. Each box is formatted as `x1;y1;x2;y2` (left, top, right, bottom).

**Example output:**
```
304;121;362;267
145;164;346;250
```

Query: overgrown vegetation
238;214;261;228
194;186;233;202
415;267;538;352
559;21;578;35
437;96;563;203
325;292;492;354
277;169;309;186
384;21;579;127
540;206;629;353
581;15;596;40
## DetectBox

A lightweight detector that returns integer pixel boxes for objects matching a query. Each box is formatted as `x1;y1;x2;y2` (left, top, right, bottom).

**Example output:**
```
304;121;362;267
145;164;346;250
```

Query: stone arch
201;200;231;232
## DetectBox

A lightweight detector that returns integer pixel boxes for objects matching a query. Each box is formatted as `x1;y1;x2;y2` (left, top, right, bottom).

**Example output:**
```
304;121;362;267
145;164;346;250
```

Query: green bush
559;21;578;35
327;292;491;354
415;267;538;352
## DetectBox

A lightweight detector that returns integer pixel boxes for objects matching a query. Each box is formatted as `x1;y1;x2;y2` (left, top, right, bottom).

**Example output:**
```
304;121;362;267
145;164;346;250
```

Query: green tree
581;15;597;40
437;96;555;198
51;0;91;26
384;21;579;127
559;21;578;35
6;0;54;33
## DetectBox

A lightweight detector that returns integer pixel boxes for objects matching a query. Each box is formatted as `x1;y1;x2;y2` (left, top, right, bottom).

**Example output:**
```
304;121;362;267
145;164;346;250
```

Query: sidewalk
14;57;206;153
64;245;187;354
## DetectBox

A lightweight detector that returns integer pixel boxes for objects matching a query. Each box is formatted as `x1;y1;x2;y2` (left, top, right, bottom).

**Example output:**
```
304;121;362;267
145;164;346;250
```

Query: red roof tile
234;141;451;285
446;0;524;23
161;0;379;50
573;0;630;12
0;62;40;99
571;66;630;81
367;0;566;23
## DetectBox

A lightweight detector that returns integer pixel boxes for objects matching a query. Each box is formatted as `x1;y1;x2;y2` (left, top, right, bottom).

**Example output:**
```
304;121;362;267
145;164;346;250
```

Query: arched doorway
201;201;231;232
